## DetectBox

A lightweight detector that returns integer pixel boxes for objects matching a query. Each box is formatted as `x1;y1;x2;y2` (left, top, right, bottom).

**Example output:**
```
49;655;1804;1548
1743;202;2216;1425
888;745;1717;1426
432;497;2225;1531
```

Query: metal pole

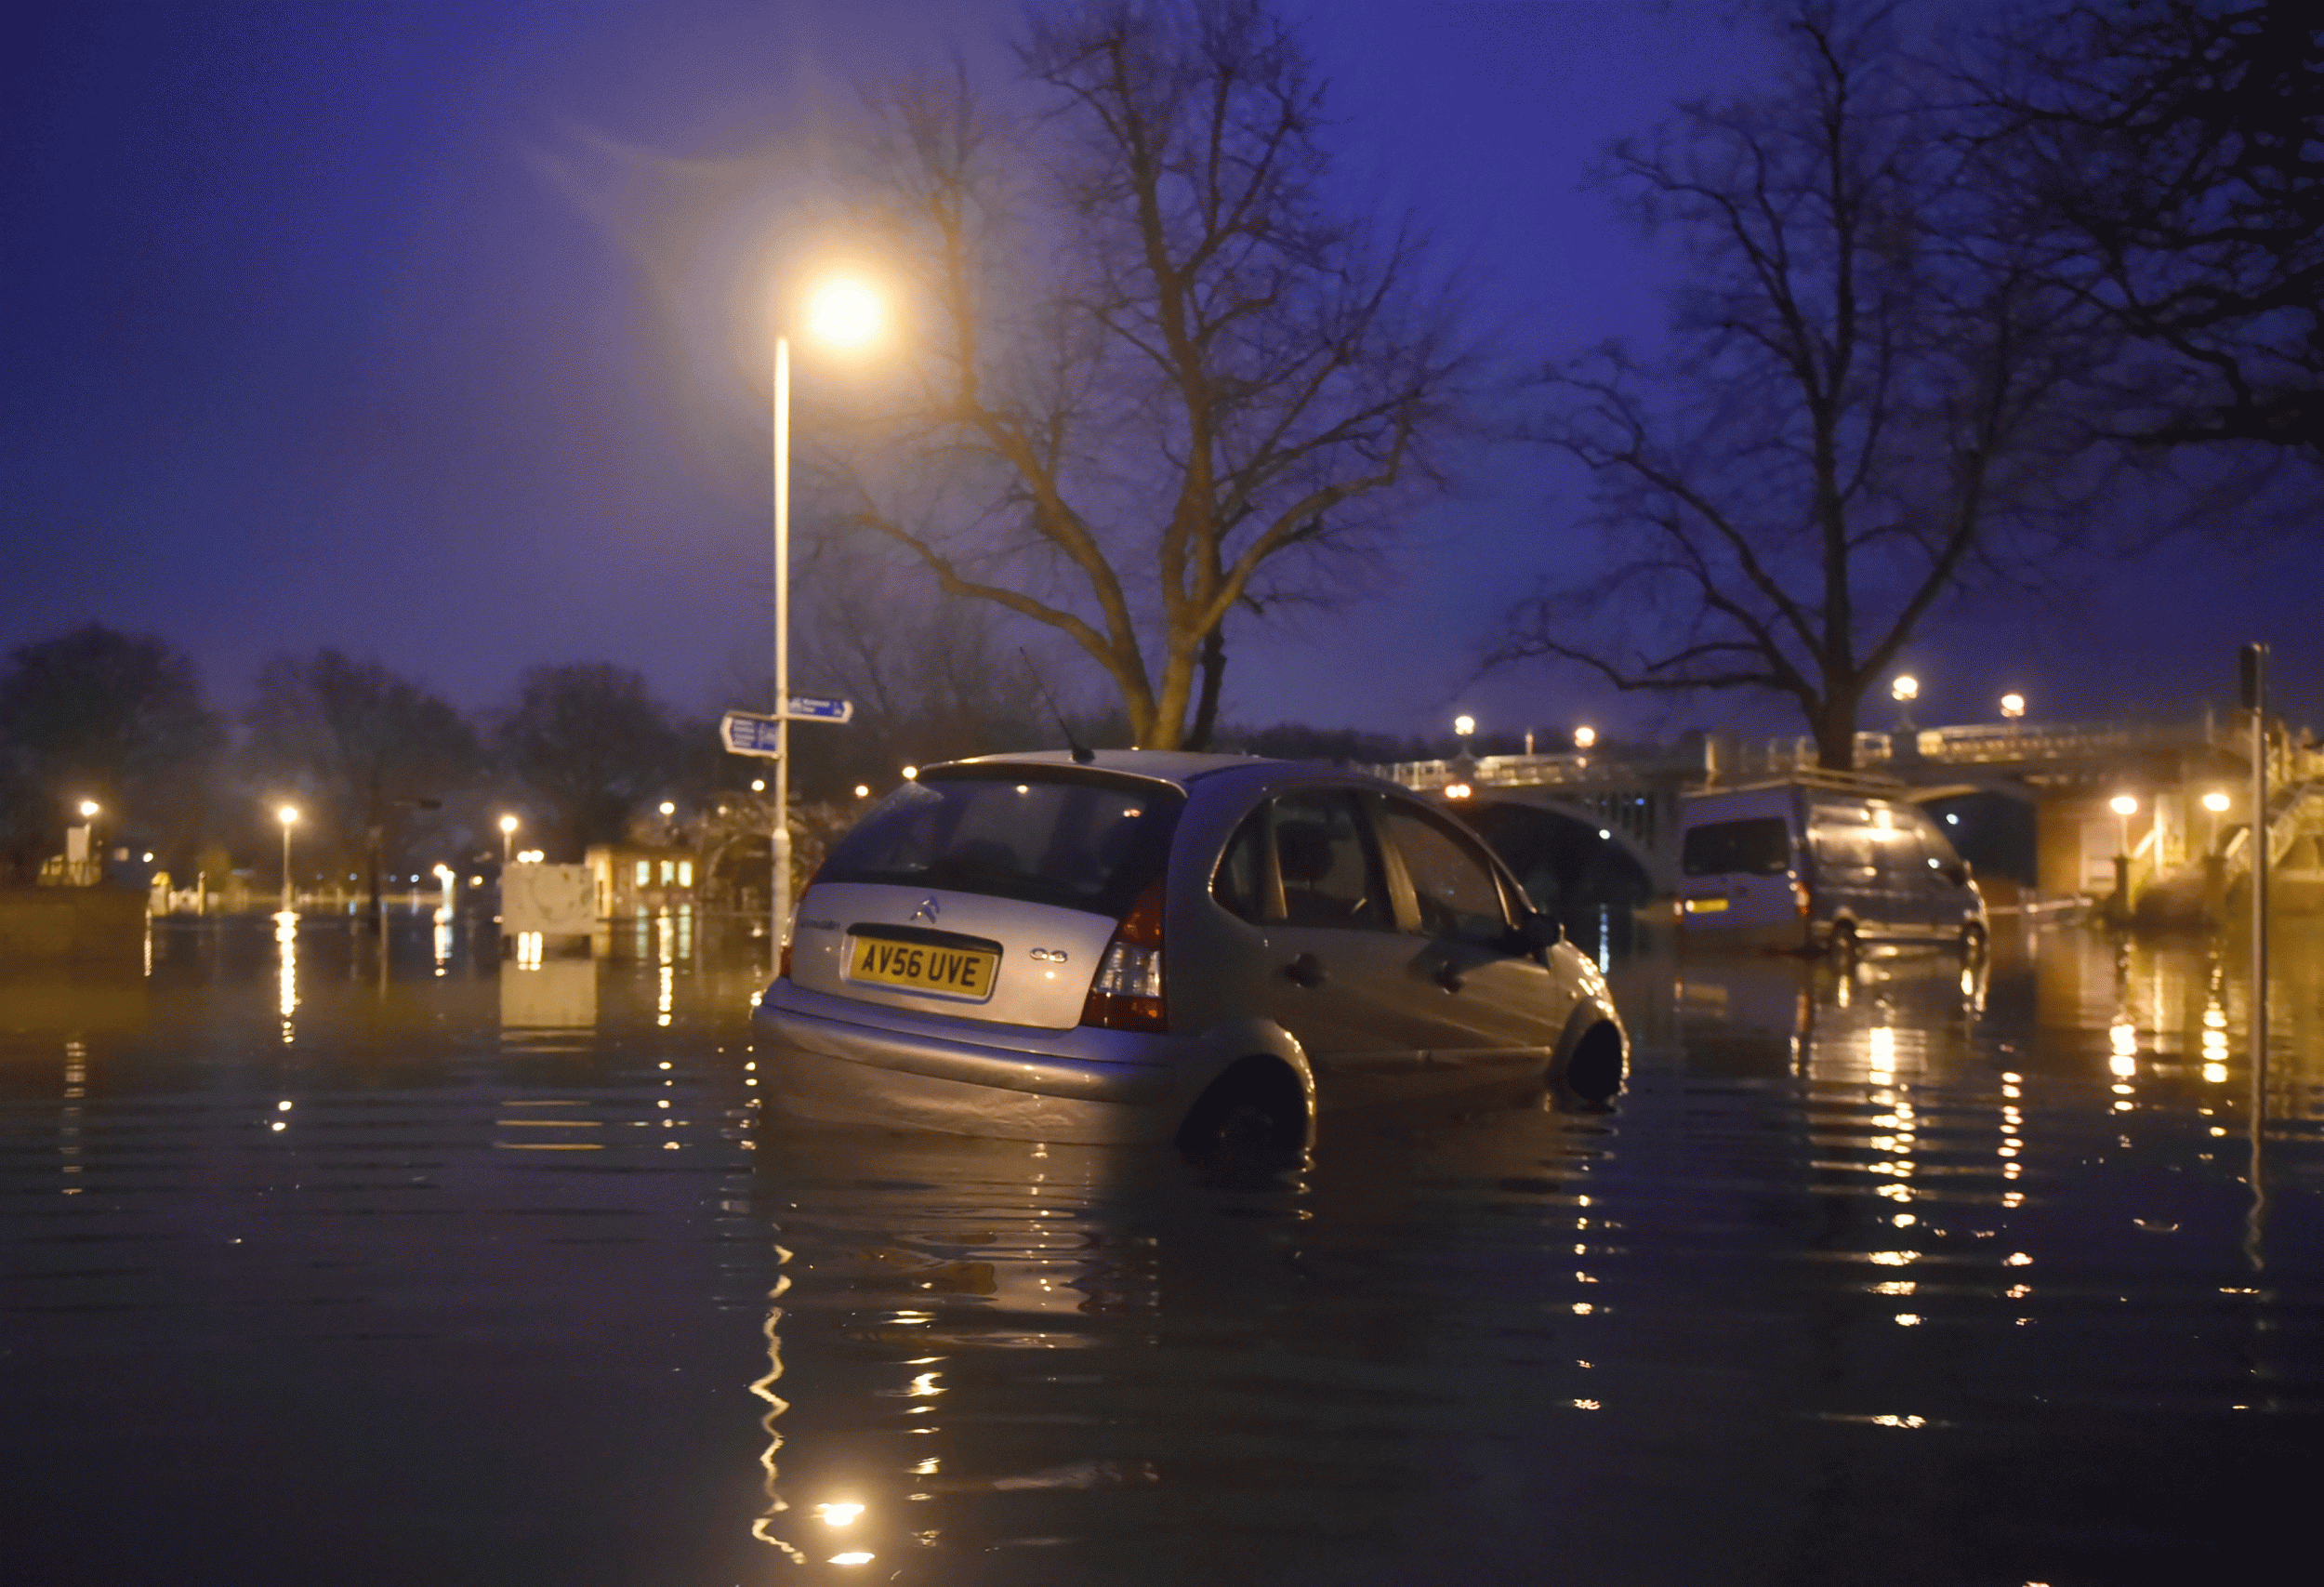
772;334;792;952
281;823;293;914
2246;641;2269;1268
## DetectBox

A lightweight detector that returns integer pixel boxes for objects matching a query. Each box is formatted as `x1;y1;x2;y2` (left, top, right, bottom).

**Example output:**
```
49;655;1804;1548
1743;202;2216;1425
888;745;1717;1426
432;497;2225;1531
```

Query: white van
1675;778;1986;954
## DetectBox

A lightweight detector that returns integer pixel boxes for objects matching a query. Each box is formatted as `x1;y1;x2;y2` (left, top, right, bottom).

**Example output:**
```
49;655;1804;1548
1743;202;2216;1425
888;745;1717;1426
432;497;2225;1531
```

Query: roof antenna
1021;649;1095;762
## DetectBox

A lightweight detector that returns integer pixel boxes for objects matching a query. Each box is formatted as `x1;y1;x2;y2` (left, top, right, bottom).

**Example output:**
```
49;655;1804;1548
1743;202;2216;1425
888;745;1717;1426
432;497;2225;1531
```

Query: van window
1682;817;1792;877
1815;826;1875;874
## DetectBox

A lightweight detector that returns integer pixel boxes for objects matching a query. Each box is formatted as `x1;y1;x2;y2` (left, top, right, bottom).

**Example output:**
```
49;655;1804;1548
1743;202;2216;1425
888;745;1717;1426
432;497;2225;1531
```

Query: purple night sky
6;1;2316;745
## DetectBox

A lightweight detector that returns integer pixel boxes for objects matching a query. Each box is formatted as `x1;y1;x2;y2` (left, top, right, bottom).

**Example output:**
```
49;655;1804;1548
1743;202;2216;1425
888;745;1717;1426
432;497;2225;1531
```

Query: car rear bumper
754;979;1181;1144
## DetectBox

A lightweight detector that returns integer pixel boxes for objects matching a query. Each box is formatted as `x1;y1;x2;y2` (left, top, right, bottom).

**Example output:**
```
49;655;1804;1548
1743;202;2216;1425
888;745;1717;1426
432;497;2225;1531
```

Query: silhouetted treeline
0;621;1459;893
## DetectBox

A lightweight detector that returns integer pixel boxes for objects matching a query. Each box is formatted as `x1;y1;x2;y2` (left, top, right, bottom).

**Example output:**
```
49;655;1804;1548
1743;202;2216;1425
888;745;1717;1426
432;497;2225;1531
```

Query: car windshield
815;766;1184;915
1681;816;1792;877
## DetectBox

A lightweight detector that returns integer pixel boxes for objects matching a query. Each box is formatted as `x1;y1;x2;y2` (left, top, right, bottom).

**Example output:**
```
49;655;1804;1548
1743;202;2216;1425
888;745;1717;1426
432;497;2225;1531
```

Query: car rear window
816;766;1184;916
1681;816;1793;877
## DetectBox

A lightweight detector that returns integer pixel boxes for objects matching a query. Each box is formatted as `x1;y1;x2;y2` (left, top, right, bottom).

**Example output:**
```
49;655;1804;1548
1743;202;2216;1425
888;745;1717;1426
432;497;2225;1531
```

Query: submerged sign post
720;696;854;759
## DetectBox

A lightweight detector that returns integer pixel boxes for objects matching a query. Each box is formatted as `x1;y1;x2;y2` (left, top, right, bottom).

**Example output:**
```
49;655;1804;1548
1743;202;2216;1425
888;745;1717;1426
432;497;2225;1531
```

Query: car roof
932;748;1294;788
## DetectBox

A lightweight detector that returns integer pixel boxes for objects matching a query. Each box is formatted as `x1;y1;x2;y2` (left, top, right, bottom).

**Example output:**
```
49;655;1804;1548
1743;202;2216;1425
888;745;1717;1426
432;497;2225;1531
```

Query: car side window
1268;791;1392;931
1212;809;1274;924
1377;800;1512;947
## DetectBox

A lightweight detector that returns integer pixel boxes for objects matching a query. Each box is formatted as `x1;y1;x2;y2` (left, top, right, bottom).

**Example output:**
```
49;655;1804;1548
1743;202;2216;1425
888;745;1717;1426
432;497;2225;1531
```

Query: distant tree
1965;1;2323;456
497;664;681;858
0;625;220;883
1493;2;2118;770
822;0;1475;750
790;547;1050;788
244;651;480;914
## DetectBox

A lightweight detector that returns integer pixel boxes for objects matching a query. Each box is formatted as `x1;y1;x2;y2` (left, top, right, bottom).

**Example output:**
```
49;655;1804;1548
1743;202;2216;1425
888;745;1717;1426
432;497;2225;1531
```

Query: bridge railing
1370;715;2277;795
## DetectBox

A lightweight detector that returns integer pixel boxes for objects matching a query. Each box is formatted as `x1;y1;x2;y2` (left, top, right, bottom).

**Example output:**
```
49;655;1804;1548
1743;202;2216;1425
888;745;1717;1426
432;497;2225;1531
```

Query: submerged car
755;751;1628;1150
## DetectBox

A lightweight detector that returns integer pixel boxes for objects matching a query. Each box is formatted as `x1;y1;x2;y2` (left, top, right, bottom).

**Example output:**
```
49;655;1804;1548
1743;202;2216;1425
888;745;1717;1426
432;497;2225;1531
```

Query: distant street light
498;813;518;868
1453;714;1476;738
277;806;299;913
769;273;890;954
658;800;676;815
1891;673;1919;734
854;785;871;799
77;800;99;819
902;766;918;781
1574;725;1597;750
2110;793;2138;856
2201;790;2231;813
2000;692;2026;720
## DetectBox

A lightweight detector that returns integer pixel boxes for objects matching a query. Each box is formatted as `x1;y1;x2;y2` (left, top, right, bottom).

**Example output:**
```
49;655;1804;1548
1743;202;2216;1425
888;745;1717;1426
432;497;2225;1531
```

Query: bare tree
1494;2;2117;769
1963;2;2322;456
819;0;1473;750
245;651;478;914
496;663;681;859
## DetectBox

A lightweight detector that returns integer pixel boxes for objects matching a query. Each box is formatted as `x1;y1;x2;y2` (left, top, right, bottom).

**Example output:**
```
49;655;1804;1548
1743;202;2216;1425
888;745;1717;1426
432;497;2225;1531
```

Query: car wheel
1558;1023;1626;1105
1177;1059;1306;1167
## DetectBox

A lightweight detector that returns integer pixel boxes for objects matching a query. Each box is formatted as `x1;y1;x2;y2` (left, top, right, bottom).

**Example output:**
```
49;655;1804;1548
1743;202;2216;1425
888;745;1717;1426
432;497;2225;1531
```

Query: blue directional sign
720;697;855;758
720;710;783;758
785;694;854;723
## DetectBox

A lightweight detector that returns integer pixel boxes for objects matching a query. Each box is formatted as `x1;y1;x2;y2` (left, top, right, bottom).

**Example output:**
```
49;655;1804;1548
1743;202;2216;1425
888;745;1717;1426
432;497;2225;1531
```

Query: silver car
755;751;1628;1152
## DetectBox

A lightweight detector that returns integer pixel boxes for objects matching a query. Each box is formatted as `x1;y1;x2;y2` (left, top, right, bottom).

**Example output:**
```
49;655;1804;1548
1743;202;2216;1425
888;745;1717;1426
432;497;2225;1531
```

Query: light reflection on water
0;915;2317;1585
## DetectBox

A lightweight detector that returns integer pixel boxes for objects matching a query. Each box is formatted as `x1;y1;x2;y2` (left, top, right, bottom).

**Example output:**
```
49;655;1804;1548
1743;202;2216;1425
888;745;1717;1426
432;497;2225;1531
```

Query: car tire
1557;1023;1626;1105
1177;1059;1306;1167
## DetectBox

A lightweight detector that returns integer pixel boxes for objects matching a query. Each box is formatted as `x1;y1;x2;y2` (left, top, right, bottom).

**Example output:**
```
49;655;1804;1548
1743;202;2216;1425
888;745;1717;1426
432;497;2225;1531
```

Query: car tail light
1081;878;1167;1031
1793;879;1811;918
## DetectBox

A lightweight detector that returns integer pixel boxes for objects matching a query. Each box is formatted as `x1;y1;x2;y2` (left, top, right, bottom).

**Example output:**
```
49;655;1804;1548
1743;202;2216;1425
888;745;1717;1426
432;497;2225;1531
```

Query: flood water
4;913;2320;1585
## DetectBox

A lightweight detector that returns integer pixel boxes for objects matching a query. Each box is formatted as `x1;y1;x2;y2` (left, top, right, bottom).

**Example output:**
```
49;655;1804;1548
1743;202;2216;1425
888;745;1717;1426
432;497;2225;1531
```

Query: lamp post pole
772;333;792;953
278;808;297;914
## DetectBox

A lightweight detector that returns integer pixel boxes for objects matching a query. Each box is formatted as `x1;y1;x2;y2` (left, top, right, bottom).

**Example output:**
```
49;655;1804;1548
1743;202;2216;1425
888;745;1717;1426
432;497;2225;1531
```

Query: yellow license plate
848;935;999;1000
1683;897;1729;914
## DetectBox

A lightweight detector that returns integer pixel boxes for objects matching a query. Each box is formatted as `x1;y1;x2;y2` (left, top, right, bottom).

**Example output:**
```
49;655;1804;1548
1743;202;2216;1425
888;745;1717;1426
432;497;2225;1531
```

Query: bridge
1369;711;2324;921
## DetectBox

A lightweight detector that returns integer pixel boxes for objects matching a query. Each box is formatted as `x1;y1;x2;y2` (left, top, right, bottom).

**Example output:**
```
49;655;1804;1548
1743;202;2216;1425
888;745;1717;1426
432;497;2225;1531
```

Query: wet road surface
4;914;2320;1585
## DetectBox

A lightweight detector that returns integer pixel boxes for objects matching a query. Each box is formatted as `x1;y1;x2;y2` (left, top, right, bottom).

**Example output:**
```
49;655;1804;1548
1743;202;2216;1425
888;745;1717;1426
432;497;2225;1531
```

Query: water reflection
1;917;2317;1586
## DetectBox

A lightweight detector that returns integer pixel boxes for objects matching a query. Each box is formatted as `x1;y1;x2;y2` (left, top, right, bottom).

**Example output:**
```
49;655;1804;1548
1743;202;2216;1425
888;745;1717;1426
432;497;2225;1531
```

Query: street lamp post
278;806;299;913
770;276;882;951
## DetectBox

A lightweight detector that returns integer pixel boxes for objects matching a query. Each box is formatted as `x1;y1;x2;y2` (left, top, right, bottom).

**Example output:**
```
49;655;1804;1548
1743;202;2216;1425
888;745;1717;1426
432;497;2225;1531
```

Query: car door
1371;794;1569;1085
1215;788;1430;1107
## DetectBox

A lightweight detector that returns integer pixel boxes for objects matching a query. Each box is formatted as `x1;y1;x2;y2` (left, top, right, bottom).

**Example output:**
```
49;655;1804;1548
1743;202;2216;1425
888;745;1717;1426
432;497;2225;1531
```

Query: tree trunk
1186;628;1226;751
1814;690;1859;772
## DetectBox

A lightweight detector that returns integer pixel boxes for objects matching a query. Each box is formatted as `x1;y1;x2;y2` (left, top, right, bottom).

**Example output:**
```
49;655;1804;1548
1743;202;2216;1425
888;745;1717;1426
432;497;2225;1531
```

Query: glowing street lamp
770;273;888;952
77;800;99;819
277;806;300;912
1574;725;1597;750
498;813;518;867
2000;692;2026;720
2201;790;2231;813
2110;793;2138;856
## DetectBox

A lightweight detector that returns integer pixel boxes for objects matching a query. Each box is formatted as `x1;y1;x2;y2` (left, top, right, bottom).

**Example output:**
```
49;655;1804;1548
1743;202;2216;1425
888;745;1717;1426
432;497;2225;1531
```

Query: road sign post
721;698;853;760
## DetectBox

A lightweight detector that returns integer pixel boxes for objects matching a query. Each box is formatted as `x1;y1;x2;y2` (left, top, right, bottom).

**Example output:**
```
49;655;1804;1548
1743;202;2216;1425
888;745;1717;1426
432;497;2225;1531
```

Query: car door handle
1284;953;1327;988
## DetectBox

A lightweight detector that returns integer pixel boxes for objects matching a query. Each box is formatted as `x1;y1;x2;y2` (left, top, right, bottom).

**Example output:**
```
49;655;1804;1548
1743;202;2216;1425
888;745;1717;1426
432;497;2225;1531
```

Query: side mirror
1519;911;1563;955
1943;860;1971;888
